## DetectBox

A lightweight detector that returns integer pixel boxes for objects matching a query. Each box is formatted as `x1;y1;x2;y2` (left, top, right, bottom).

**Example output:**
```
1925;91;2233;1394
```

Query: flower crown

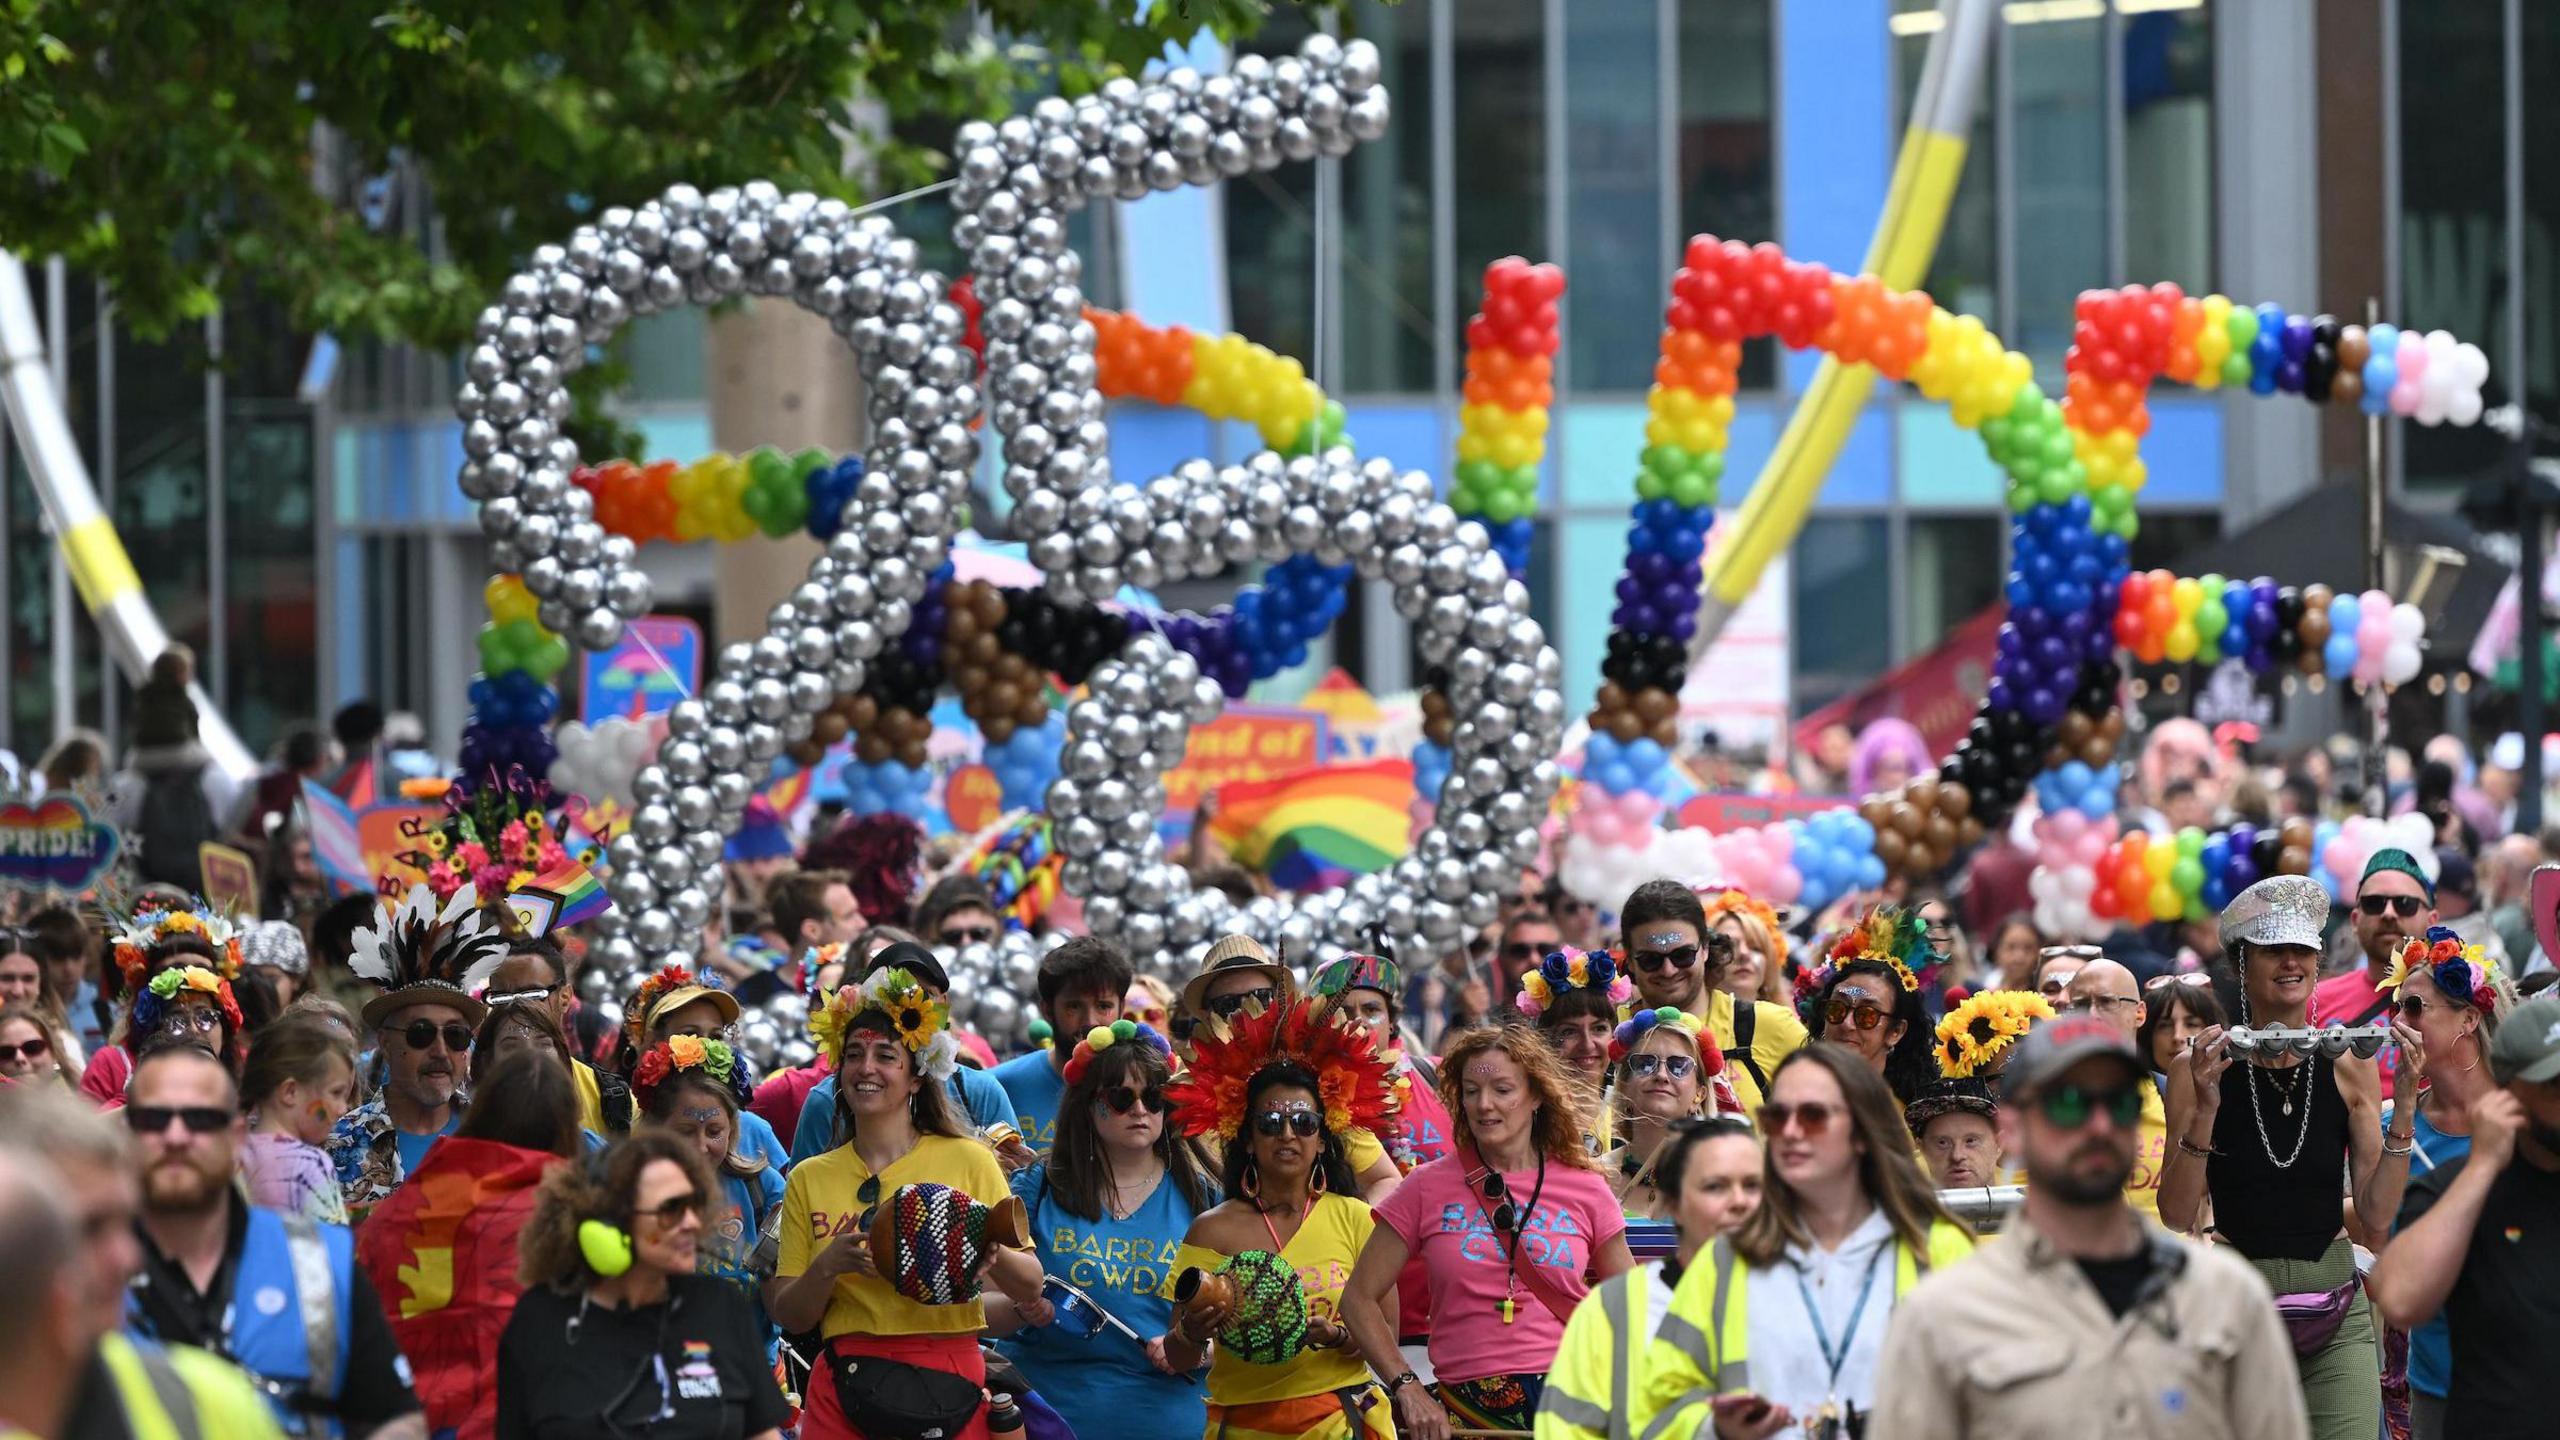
1516;947;1635;1020
111;900;242;986
625;964;718;1052
1703;889;1790;973
401;765;571;908
128;965;242;1043
1934;990;2054;1080
1824;905;1925;993
2382;925;2503;1014
1061;1018;1174;1087
1164;995;1404;1144
1611;1005;1720;1070
808;966;957;1079
803;942;849;1002
632;1035;743;1113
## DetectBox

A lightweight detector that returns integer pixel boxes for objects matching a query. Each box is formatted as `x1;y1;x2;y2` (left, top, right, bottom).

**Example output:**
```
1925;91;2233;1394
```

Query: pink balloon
1586;811;1624;849
2047;810;2088;846
1768;864;1803;904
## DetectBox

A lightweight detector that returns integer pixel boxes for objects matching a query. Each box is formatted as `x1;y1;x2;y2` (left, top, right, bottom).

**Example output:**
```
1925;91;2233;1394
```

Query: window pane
2397;0;2511;490
112;329;212;664
1678;0;1776;390
1563;0;1660;392
620;308;708;407
1452;0;1546;368
2121;5;2214;295
1906;515;2005;659
1794;515;1890;714
2010;11;2106;378
222;408;316;754
1226;13;1319;367
1894;1;1996;324
1340;2;1435;393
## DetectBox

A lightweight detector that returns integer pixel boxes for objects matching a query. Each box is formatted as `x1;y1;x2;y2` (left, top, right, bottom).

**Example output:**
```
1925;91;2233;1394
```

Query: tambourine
864;1182;1032;1306
2223;1024;2390;1060
1173;1250;1340;1365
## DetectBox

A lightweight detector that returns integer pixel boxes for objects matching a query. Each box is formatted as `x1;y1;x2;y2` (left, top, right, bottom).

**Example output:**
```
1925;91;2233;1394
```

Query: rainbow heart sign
0;795;121;894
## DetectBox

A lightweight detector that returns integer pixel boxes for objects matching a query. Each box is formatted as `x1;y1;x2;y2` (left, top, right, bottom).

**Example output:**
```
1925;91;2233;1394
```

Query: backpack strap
1724;1002;1768;1097
279;1215;340;1406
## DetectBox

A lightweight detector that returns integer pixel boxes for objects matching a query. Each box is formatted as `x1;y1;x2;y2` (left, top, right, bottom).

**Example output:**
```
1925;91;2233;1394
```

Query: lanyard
1793;1243;1887;1394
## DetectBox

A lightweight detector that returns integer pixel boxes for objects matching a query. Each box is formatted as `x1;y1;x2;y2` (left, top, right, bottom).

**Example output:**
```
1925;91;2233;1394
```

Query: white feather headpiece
350;883;509;1022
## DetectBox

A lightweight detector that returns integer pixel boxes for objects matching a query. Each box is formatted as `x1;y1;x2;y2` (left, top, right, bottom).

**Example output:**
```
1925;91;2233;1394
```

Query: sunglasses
1207;986;1279;1020
2063;995;2143;1016
637;1189;705;1226
1758;1101;1843;1138
2034;1083;2143;1130
396;1020;475;1053
1625;1053;1696;1081
2144;973;2212;993
1823;998;1889;1032
1252;1108;1322;1139
1500;941;1546;963
1102;1086;1168;1115
1477;1169;1530;1233
158;1008;223;1037
1632;946;1700;976
939;925;996;946
125;1105;232;1136
2038;972;2079;995
0;1035;48;1063
2358;894;2426;918
2394;995;2432;1019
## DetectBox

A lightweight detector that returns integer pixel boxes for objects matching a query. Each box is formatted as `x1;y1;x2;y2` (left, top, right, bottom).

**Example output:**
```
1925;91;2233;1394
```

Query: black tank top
2205;1051;2348;1262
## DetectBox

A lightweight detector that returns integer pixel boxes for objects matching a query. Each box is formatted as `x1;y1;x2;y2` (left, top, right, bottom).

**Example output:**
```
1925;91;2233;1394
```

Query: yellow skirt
1203;1384;1396;1440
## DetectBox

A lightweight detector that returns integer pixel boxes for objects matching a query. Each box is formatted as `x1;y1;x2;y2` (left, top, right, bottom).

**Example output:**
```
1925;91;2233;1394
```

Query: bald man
2065;958;2169;1220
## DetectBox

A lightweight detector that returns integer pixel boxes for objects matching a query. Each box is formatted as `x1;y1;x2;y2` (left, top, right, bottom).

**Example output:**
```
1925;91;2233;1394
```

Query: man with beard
126;1042;423;1439
1872;1017;2307;1439
1618;878;1805;1112
331;884;506;1217
2372;991;2560;1439
2320;848;2437;1100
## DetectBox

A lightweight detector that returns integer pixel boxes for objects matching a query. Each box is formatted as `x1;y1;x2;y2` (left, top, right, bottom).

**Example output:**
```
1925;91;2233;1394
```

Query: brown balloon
813;711;850;746
1939;784;1972;820
2303;583;2333;614
1958;815;1986;849
1905;841;1938;876
1889;801;1924;839
1924;812;1957;854
2338;325;2369;371
1649;717;1678;747
2332;371;2362;409
900;739;928;769
2280;816;2313;848
2079;737;2116;768
854;733;891;765
981;717;1015;744
1607;711;1642;742
788;740;824;767
1632;689;1676;723
2279;845;2311;876
1907;776;1940;813
2058;711;2092;748
1873;828;1908;869
1860;796;1892;829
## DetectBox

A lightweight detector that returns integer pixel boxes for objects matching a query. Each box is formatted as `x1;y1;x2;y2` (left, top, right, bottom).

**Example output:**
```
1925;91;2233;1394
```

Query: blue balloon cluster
1411;740;1451;808
468;670;560;729
1584;734;1678;798
1992;493;2129;726
2358;324;2399;417
2246;303;2287;396
1612;499;1710;641
2323;591;2365;680
1486;517;1534;578
2198;822;2272;911
2031;761;2120;819
985;713;1065;811
842;758;934;822
1227;554;1352;681
804;456;867;540
2216;577;2286;673
1791;810;1884;915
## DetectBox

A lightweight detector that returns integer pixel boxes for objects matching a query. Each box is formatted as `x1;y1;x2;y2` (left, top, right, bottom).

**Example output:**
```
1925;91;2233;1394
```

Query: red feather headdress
1164;995;1406;1145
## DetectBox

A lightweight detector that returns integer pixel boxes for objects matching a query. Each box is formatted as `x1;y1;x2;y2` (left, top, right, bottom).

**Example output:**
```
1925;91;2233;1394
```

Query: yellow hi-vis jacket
96;1331;286;1440
1535;1259;1674;1440
1634;1220;1976;1438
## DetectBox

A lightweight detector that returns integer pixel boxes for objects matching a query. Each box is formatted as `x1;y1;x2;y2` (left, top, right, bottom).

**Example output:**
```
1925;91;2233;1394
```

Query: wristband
2177;1137;2217;1159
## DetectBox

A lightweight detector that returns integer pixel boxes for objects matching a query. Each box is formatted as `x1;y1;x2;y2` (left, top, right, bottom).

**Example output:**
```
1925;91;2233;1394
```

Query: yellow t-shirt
1173;1191;1377;1408
778;1132;1007;1339
571;1059;607;1135
2125;1074;2168;1220
1689;988;1807;1115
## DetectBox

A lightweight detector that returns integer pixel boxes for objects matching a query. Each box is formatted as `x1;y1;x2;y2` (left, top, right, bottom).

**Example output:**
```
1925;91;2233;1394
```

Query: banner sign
1161;706;1330;817
581;615;702;721
0;795;120;893
198;842;260;915
357;805;444;898
1674;792;1850;835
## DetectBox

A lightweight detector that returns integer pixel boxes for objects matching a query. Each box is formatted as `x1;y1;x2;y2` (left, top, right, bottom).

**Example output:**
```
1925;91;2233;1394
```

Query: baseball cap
1999;1014;2145;1103
2489;991;2560;1086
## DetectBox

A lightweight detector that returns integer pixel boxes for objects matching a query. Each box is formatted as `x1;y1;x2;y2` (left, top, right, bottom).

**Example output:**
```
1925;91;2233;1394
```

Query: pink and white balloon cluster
2027;807;2120;941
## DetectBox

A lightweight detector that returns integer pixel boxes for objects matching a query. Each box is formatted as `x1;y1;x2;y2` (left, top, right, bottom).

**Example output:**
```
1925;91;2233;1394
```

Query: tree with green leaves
0;0;1276;356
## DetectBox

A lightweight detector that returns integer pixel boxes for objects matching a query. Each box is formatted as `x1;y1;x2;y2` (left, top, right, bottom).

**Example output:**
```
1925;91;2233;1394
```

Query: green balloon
2225;308;2259;349
1670;468;1716;509
2177;826;2205;858
2220;353;2253;388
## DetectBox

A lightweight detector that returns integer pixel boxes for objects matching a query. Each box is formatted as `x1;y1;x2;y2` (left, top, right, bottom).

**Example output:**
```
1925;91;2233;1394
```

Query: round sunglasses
1624;1052;1696;1081
1101;1085;1168;1115
1251;1108;1322;1138
1823;998;1889;1032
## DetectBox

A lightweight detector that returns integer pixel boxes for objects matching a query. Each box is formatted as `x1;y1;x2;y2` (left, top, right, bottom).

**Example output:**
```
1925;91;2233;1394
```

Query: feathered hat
348;882;510;1027
1163;994;1404;1145
1934;990;2055;1081
1517;947;1634;1021
1823;905;1927;994
2382;925;2507;1016
808;965;959;1080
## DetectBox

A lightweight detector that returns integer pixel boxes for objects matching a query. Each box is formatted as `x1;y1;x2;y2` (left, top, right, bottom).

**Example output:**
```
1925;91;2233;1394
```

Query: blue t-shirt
734;1109;790;1173
786;1067;1017;1167
393;1112;461;1175
2386;1098;2471;1397
988;1052;1066;1152
1000;1162;1209;1440
711;1161;787;1346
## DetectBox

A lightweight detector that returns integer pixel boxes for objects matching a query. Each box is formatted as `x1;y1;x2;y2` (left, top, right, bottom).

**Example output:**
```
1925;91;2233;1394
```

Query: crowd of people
0;713;2556;1440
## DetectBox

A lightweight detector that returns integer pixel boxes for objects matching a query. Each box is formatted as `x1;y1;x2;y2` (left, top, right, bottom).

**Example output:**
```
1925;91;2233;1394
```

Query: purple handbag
2274;1275;2360;1356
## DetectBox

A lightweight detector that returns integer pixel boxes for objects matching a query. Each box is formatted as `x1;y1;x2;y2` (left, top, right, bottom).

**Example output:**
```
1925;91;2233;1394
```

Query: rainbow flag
504;859;611;938
1204;759;1414;893
758;765;815;823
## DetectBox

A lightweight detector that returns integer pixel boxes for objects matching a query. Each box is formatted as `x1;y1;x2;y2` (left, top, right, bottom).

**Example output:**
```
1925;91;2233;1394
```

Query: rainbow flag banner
1205;759;1415;893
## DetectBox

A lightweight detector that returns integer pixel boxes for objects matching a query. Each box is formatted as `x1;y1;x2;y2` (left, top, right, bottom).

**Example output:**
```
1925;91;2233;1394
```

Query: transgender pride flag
300;779;371;895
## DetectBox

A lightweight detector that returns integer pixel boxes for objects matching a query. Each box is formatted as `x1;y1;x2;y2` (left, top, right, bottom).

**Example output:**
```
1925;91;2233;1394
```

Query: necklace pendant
1500;1296;1516;1325
2282;1099;2294;1116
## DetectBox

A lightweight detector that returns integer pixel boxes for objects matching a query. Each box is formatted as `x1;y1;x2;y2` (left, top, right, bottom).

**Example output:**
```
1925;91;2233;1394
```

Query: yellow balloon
2163;620;2200;663
2148;879;2182;922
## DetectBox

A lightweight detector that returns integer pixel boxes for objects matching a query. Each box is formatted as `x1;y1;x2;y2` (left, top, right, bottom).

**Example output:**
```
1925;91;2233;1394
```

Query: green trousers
2253;1239;2380;1440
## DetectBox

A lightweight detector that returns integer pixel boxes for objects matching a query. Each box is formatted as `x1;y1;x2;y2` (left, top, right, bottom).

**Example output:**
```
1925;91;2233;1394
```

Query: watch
1385;1371;1421;1397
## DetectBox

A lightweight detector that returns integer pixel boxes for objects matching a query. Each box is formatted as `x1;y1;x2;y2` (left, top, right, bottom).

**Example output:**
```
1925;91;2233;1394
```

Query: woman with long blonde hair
1342;1024;1634;1439
1639;1044;1972;1438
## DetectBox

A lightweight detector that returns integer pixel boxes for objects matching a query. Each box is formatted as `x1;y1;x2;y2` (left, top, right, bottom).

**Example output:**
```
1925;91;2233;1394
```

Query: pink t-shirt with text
1373;1153;1624;1384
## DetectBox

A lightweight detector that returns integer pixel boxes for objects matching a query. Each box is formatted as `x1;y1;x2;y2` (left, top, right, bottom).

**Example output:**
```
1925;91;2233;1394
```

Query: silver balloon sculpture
458;34;1558;1020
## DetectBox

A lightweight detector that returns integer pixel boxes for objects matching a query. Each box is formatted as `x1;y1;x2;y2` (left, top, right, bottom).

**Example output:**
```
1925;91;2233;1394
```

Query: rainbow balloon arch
442;40;2495;1056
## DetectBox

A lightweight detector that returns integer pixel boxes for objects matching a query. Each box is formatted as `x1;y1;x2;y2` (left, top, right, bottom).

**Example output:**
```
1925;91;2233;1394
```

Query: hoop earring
1311;1161;1328;1196
1241;1156;1261;1201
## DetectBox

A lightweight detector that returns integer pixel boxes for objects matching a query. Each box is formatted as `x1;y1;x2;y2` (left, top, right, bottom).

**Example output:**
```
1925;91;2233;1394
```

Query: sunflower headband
1823;905;1924;993
111;901;242;986
1061;1017;1173;1087
1611;1005;1715;1065
1934;990;2054;1080
1703;889;1790;972
2382;925;2503;1014
129;965;242;1042
632;1035;742;1113
808;966;958;1079
1516;947;1635;1020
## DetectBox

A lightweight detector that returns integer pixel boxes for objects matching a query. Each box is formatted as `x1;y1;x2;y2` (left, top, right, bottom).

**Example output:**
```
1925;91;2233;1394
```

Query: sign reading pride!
0;794;121;893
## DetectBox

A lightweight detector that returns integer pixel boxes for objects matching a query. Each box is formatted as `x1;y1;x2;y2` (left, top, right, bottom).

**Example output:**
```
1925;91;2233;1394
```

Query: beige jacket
1870;1212;2308;1440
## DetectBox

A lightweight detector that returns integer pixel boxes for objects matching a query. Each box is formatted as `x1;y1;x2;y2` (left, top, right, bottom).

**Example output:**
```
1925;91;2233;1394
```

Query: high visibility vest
1536;1261;1669;1440
129;1205;352;1436
97;1331;289;1440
